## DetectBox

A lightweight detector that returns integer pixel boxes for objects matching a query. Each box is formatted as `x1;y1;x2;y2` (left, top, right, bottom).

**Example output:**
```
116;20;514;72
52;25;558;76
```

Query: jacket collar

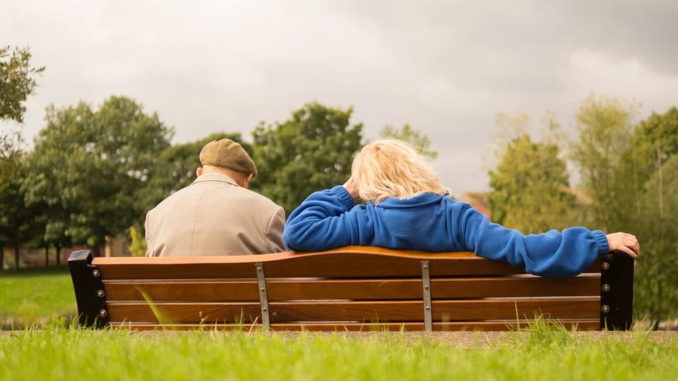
377;192;448;208
192;172;239;186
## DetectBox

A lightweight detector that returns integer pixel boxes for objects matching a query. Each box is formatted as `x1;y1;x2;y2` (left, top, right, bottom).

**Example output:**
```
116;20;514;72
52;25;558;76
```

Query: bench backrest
68;247;633;331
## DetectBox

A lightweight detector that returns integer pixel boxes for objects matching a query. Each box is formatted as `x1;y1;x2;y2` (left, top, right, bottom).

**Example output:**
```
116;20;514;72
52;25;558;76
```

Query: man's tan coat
145;173;286;256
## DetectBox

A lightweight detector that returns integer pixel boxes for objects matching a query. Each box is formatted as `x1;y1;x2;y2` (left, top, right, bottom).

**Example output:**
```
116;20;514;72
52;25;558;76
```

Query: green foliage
0;46;44;123
0;152;45;269
570;95;636;231
488;114;575;233
128;226;147;257
633;155;678;325
22;96;173;252
572;101;678;323
1;329;677;381
251;102;363;213
380;124;438;159
622;108;678;325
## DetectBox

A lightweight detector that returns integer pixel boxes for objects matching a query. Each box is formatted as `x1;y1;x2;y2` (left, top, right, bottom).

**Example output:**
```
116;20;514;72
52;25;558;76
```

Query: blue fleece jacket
283;186;610;278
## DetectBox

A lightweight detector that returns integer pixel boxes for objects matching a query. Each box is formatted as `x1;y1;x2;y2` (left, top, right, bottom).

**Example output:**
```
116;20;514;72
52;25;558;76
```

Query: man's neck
199;166;249;188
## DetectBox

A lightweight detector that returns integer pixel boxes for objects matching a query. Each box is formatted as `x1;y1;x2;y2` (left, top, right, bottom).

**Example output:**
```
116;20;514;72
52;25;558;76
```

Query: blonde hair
352;139;447;202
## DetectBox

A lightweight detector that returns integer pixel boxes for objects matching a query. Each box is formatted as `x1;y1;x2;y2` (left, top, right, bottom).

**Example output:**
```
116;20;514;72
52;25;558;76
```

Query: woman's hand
606;232;640;259
343;177;361;203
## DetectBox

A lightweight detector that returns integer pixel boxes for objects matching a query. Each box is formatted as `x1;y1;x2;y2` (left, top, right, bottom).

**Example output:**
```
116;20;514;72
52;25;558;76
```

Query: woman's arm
456;204;612;277
283;186;363;251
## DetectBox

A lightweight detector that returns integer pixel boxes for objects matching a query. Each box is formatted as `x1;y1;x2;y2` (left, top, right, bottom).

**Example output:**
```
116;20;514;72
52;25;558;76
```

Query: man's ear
196;167;203;177
242;173;254;189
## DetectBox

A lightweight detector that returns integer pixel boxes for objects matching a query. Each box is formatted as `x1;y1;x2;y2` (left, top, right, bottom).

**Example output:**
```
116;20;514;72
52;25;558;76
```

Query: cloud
2;0;676;193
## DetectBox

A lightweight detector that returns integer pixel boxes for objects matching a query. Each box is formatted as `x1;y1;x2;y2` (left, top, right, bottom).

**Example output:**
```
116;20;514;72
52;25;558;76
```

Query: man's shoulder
149;181;282;215
236;187;283;213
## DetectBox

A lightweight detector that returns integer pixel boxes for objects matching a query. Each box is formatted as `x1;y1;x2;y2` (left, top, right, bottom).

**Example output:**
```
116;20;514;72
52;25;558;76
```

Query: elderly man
145;138;286;256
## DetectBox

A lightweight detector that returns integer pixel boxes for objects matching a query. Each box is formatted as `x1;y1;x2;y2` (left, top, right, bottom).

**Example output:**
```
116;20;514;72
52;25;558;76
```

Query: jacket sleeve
456;204;610;277
264;206;288;253
283;186;359;251
144;212;154;257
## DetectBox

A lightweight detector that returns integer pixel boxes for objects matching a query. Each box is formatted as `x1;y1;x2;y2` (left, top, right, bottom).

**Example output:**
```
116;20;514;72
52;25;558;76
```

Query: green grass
0;267;76;327
1;326;676;381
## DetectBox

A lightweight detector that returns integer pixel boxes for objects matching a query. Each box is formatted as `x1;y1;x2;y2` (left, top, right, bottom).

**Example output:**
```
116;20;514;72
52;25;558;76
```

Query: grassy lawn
0;327;676;381
2;267;677;380
0;267;76;327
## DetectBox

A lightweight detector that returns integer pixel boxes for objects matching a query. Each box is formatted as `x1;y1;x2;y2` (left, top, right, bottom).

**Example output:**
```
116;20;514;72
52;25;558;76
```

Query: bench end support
600;251;634;331
68;250;108;328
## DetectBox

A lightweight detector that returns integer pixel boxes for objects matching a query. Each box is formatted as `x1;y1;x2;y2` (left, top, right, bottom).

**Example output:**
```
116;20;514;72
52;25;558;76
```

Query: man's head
197;139;257;188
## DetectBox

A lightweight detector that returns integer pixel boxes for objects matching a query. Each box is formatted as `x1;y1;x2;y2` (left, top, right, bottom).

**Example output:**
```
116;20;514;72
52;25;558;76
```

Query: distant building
458;192;491;219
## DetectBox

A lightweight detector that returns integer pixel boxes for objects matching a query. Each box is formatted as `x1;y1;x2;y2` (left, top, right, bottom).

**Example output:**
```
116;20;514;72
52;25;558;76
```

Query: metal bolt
260;287;265;292
262;307;268;312
424;285;429;290
602;284;611;292
92;269;101;278
425;305;430;310
423;264;428;269
601;262;610;270
99;309;108;318
96;289;106;298
601;305;610;313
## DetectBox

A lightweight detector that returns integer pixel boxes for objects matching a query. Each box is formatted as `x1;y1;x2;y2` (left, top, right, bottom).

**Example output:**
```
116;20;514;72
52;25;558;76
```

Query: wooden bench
68;247;633;331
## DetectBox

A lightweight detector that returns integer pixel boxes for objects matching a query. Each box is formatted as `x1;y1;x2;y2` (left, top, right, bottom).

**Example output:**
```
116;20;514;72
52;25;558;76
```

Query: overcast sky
2;0;677;194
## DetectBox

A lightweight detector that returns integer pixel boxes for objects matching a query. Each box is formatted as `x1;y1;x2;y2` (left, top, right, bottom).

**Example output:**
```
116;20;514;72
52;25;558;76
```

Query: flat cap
199;138;257;177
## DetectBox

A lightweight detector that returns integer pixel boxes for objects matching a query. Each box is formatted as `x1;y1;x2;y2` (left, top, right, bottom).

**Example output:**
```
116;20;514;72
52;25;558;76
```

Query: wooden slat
270;299;600;322
104;275;600;302
107;302;262;323
92;248;511;279
106;298;599;323
112;320;601;331
104;280;261;301
94;247;601;280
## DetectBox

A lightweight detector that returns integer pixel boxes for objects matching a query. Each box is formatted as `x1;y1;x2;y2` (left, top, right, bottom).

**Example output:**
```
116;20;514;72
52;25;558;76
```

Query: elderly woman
283;140;639;278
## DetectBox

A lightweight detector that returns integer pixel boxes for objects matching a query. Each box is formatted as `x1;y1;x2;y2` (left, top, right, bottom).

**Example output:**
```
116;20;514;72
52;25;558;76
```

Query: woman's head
351;139;447;202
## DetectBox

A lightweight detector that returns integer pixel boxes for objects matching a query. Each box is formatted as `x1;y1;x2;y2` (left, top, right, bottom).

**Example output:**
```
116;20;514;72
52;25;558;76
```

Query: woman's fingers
618;245;638;259
606;232;640;259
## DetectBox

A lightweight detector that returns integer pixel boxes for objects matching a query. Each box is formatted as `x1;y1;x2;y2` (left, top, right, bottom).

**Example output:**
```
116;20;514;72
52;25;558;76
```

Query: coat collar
192;172;239;186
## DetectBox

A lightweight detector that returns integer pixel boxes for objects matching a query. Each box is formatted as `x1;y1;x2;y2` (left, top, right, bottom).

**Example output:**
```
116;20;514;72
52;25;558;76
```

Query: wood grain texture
106;297;599;323
92;247;601;279
103;275;600;301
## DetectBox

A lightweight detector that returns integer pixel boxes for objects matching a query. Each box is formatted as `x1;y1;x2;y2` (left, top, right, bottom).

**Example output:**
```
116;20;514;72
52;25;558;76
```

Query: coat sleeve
283;186;361;251
264;206;288;253
144;212;154;257
455;204;610;277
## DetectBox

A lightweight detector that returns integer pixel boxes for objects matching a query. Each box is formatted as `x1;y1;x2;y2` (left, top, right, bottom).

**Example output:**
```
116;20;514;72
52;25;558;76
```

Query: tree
380;124;438;159
251;102;363;213
619;108;678;326
0;46;44;123
488;134;575;234
0;151;43;270
571;102;678;324
633;155;678;327
22;96;173;254
570;95;636;231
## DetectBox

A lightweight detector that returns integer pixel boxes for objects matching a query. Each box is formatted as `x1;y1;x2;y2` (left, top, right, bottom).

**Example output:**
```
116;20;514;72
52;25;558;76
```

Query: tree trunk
44;245;50;267
14;244;19;271
0;244;4;271
55;243;61;266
